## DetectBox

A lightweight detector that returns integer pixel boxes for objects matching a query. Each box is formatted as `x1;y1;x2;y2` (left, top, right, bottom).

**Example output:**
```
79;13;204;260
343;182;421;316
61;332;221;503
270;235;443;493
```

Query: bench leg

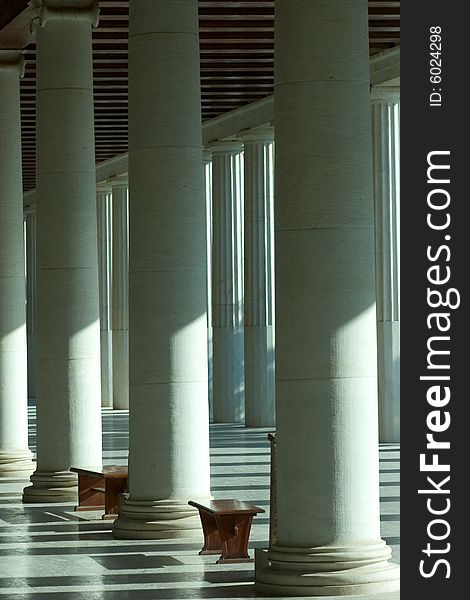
198;510;222;555
74;474;105;512
102;477;128;520
214;514;254;564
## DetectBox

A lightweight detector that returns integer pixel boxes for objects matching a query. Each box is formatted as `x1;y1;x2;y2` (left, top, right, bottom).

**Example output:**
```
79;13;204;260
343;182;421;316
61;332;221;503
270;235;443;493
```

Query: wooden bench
188;499;265;564
70;465;128;520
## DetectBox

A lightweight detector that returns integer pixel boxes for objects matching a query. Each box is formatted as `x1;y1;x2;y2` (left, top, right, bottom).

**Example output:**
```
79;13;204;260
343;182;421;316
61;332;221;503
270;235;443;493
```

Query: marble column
113;0;211;539
240;129;275;427
110;177;129;410
255;1;399;595
203;151;213;421
210;141;245;423
25;207;37;401
96;184;113;408
23;0;102;502
0;51;35;477
371;88;400;444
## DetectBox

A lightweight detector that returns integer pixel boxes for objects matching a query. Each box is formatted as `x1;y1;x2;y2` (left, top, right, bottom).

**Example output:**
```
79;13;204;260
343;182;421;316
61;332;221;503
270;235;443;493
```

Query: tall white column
113;0;211;539
210;141;245;423
96;184;113;408
255;1;399;595
23;0;102;502
0;51;35;478
25;207;37;401
203;151;213;421
240;129;275;427
371;88;400;444
110;177;129;410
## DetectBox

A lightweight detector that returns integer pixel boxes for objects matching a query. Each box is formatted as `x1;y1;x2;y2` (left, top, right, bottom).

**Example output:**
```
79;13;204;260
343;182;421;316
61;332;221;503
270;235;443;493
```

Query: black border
401;2;468;595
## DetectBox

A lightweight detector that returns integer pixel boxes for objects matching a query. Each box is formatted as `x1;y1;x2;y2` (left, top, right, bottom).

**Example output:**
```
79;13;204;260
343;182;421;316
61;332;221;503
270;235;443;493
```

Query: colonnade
0;0;399;595
92;105;398;435
19;112;400;436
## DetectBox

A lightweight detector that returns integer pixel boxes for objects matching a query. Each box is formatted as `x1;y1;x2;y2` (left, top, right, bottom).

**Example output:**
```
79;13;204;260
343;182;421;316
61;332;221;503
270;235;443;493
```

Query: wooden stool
70;465;128;519
188;499;265;564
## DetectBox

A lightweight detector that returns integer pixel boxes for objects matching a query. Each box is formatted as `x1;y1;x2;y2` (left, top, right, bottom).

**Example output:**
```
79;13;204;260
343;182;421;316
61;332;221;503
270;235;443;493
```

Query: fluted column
203;151;213;421
0;51;35;477
210;141;245;423
23;0;102;502
240;128;275;427
25;207;37;401
113;0;211;539
371;88;400;444
96;184;113;408
255;0;399;595
110;177;129;410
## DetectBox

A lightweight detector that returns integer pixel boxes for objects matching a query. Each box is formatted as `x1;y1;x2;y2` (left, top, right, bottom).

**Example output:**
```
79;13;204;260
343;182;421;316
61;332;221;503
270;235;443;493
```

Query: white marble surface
0;407;399;599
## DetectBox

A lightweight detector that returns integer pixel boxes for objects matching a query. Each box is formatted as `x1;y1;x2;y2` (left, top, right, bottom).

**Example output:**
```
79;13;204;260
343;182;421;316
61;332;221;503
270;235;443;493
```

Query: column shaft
372;89;400;443
97;187;113;408
113;0;211;539
0;52;34;477
242;131;275;427
25;208;37;401
255;0;399;595
23;2;102;502
110;180;129;410
203;153;213;421
210;142;245;423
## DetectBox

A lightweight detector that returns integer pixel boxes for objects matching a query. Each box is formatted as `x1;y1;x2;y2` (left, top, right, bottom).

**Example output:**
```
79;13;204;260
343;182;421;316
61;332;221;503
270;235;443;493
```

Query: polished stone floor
0;408;400;599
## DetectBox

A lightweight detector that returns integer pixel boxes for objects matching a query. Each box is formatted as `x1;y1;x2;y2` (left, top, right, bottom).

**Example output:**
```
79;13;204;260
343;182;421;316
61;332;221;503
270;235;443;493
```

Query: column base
0;450;35;478
255;542;400;597
113;496;208;540
22;470;78;503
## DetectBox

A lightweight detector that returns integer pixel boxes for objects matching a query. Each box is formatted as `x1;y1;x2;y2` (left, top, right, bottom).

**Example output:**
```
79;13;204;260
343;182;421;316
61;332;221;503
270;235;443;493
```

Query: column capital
108;174;128;188
203;150;212;164
206;140;243;155
24;205;37;216
0;51;25;77
29;0;99;31
371;86;400;104
96;182;112;194
238;126;274;143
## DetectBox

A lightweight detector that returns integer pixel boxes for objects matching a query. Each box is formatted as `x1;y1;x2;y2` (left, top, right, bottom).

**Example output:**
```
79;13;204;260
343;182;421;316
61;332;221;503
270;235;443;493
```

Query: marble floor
0;408;400;599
